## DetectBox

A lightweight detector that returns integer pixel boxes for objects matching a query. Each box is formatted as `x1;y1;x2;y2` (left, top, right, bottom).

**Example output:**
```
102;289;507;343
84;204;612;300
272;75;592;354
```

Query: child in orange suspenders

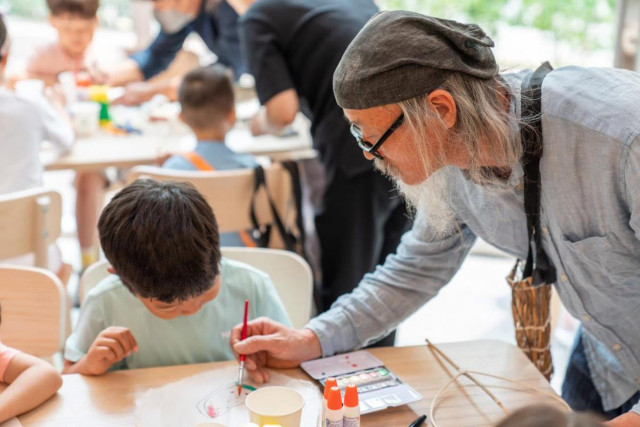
163;65;258;247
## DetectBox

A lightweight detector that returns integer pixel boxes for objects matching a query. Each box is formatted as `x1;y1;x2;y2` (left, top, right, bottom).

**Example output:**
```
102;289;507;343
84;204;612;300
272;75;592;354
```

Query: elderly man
230;11;640;425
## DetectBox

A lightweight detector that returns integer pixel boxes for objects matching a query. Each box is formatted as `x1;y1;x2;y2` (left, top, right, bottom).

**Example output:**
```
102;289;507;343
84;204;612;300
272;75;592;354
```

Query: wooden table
18;340;565;427
41;119;316;172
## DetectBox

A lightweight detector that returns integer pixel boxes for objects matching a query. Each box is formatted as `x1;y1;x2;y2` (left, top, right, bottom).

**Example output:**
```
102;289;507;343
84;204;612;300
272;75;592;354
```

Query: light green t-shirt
65;258;291;370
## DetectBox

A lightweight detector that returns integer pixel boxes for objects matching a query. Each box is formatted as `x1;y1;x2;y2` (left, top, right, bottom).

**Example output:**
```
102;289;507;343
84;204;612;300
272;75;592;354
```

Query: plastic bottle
325;386;343;427
343;384;360;427
322;377;338;422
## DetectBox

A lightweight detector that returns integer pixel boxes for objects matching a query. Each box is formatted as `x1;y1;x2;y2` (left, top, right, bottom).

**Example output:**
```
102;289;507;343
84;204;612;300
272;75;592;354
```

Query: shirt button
637;377;640;385
541;225;549;236
560;274;569;282
612;344;622;351
582;315;591;322
516;183;525;191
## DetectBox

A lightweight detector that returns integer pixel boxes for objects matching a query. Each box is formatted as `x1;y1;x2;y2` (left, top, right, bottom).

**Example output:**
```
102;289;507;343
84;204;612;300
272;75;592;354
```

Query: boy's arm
0;353;62;422
63;326;138;376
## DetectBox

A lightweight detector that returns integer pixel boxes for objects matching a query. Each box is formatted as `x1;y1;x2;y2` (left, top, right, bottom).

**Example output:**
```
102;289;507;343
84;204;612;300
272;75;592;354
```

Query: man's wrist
301;327;323;360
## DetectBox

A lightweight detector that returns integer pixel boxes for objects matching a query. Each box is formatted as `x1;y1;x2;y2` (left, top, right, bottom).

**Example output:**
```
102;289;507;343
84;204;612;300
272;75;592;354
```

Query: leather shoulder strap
520;61;556;284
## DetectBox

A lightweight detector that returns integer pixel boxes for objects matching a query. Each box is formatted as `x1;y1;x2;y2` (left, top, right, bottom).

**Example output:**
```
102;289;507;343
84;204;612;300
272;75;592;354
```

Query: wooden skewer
425;339;509;415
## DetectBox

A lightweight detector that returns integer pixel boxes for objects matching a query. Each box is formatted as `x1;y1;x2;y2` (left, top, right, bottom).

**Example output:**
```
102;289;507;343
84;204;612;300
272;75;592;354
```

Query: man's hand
68;327;138;375
607;411;640;426
230;317;322;384
111;82;157;106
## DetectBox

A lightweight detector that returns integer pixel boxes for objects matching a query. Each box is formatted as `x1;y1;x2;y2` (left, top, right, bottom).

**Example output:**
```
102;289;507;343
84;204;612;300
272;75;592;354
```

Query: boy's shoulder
84;274;134;305
221;257;270;284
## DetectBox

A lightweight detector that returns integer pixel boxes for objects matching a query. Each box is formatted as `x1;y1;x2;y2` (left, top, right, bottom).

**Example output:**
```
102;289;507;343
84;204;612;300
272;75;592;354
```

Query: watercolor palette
301;351;422;415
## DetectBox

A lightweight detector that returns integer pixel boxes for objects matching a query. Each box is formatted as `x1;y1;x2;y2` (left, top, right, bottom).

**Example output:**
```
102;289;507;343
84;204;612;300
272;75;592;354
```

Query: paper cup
245;386;304;427
69;101;101;137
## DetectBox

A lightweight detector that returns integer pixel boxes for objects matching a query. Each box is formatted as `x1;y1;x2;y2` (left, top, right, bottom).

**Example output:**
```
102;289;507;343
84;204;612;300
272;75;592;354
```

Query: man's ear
227;107;236;127
107;265;116;274
427;89;457;129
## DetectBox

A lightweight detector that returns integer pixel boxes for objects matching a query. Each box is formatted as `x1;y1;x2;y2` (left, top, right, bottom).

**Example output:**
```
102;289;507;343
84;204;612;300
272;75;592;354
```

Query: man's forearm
107;59;145;87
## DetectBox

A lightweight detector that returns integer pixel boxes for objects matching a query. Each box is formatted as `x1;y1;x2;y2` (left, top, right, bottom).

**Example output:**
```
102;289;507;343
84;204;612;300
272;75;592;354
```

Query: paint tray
301;350;422;415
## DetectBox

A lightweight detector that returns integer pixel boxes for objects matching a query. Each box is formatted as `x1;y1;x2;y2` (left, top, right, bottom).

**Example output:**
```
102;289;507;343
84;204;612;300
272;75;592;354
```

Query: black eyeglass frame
350;113;405;160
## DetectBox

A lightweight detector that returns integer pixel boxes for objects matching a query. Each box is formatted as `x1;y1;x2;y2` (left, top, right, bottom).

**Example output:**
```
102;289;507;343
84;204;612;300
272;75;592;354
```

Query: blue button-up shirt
131;0;244;80
306;66;640;414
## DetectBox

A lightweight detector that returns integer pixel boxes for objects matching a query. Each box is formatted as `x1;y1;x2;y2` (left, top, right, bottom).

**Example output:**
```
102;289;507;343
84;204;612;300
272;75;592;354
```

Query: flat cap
334;11;498;110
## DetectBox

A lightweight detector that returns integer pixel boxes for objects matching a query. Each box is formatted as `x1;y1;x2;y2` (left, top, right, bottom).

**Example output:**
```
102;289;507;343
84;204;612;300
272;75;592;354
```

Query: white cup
58;71;78;105
245;386;304;427
15;79;45;100
69;101;101;137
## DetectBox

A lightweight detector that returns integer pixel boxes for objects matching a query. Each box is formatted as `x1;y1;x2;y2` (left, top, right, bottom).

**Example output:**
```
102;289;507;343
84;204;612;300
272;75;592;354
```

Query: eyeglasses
349;113;404;160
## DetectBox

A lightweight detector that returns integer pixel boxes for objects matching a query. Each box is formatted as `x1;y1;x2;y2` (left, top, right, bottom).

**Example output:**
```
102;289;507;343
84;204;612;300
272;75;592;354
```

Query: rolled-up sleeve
306;214;477;356
130;28;190;80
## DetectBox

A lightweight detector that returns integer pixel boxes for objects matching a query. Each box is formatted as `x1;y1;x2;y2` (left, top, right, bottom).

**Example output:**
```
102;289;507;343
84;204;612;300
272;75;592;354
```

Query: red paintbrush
237;299;249;396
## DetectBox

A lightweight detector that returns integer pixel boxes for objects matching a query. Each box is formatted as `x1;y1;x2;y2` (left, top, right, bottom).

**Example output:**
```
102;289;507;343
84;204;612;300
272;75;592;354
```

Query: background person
107;0;244;106
226;0;413;347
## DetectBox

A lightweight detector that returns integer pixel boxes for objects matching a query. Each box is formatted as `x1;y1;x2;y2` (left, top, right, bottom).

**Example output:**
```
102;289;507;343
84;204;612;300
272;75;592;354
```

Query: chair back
127;165;295;249
0;188;62;268
0;266;67;357
221;247;313;328
79;259;113;305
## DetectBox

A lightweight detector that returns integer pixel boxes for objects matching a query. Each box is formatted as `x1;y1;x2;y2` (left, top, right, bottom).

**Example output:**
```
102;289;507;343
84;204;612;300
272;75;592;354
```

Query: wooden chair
0;266;67;358
126;164;297;249
0;188;62;268
79;249;314;329
221;247;314;328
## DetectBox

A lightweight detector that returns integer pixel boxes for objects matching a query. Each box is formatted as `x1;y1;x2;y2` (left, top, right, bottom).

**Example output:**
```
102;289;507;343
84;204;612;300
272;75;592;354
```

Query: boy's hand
230;317;322;384
78;327;138;375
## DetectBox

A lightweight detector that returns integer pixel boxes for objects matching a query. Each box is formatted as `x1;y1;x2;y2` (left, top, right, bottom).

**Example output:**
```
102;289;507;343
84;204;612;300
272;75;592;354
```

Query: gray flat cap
334;11;498;110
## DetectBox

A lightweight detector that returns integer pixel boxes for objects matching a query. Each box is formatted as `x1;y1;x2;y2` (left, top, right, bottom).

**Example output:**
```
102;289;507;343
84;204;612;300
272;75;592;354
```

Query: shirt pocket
562;234;636;286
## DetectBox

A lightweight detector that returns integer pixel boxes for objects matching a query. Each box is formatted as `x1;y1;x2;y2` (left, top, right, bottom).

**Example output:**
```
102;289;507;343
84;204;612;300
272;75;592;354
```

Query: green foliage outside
381;0;618;51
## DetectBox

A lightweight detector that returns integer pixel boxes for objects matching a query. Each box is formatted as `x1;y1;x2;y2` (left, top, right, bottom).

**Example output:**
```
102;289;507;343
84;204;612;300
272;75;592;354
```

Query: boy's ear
227;108;236;127
107;265;116;275
178;112;185;123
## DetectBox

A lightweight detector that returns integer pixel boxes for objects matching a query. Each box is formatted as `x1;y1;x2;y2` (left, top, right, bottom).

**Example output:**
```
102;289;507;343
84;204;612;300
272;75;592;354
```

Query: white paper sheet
135;367;321;427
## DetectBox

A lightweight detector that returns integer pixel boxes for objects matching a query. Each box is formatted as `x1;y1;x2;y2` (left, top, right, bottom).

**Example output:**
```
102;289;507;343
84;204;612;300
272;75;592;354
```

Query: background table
41;116;316;172
18;341;566;427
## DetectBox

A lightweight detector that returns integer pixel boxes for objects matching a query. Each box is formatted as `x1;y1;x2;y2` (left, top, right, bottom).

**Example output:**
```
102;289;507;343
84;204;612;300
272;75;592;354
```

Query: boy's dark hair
46;0;99;19
98;179;221;303
179;65;235;131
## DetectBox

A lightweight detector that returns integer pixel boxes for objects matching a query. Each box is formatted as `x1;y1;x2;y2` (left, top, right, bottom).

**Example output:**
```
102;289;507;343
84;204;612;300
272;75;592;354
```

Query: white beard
374;159;457;237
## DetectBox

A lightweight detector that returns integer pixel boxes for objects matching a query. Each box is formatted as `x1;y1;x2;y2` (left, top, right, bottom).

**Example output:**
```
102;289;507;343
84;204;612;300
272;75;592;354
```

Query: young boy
63;179;291;375
25;0;99;85
25;0;106;271
163;64;256;172
163;65;258;246
0;15;74;279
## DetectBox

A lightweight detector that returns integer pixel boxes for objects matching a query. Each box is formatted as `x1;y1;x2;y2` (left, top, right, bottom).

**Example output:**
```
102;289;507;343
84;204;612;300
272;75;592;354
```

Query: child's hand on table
69;327;138;375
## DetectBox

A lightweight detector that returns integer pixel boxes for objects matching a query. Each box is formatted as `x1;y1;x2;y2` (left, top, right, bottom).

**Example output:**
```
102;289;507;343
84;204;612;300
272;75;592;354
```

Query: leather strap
520;61;556;285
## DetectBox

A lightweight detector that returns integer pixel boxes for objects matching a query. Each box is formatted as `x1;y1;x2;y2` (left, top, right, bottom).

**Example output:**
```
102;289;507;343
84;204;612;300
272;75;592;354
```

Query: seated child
0;306;63;422
0;15;74;280
63;179;291;375
25;0;109;271
164;65;256;172
163;65;258;246
25;0;99;86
